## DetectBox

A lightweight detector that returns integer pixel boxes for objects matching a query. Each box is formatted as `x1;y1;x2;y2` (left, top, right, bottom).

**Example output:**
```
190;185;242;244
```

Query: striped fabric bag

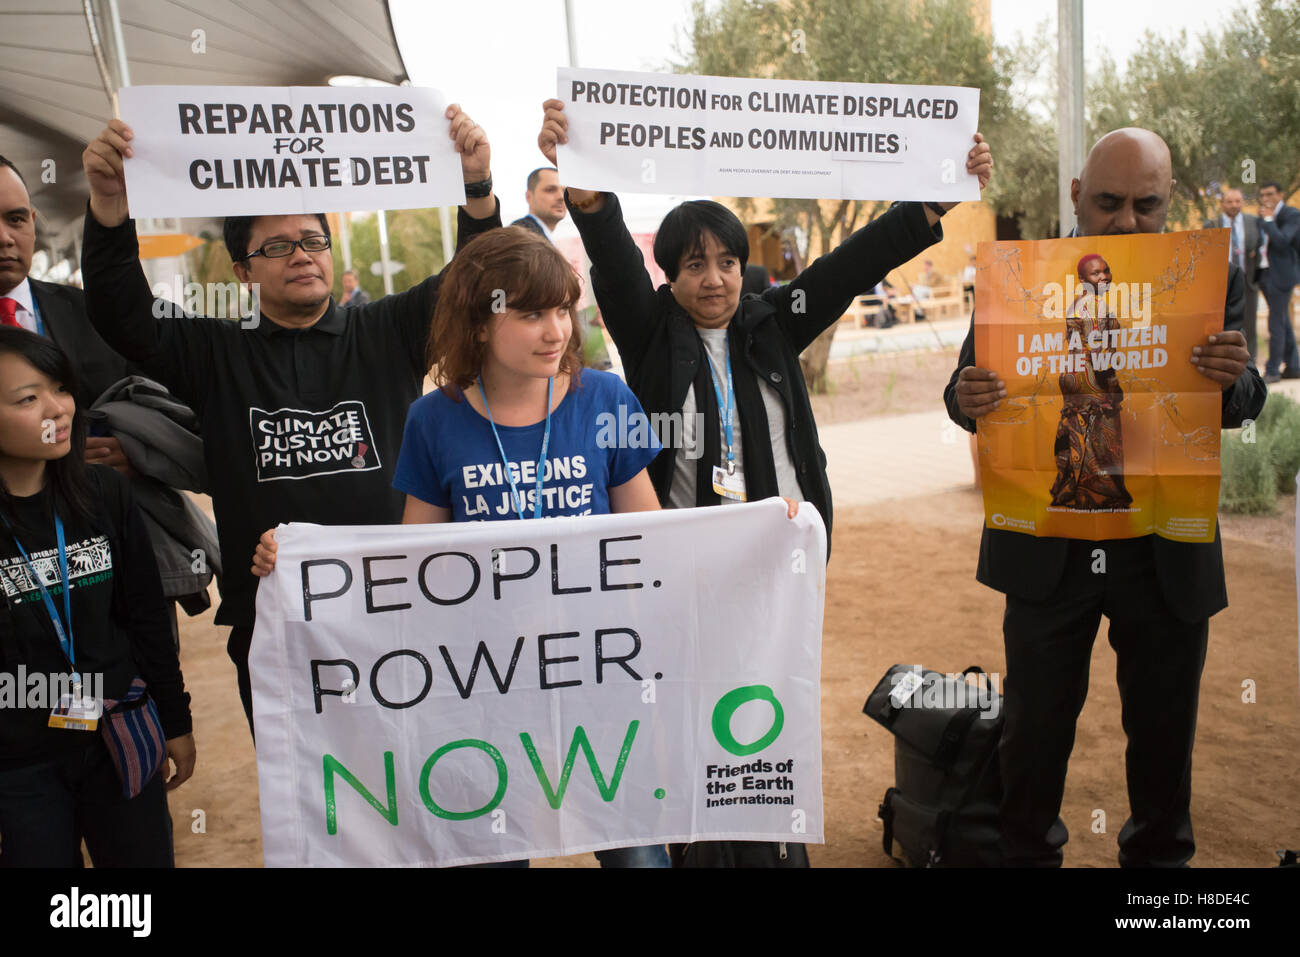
100;677;166;799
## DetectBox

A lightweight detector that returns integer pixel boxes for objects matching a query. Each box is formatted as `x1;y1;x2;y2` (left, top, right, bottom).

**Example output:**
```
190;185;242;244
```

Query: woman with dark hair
0;327;194;867
539;99;992;867
1048;254;1132;510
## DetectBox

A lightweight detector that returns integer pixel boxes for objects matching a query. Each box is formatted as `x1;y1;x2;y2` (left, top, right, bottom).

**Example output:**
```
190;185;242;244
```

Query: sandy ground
165;354;1300;867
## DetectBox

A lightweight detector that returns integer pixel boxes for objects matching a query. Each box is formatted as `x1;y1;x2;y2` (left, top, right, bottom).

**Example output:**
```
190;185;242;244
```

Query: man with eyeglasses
80;106;501;736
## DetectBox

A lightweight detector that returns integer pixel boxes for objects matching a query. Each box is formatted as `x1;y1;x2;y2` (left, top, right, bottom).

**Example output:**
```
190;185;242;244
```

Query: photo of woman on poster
1048;254;1134;511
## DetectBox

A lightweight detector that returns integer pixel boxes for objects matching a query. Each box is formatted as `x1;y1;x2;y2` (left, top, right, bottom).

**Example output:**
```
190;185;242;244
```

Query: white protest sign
250;501;825;867
118;86;465;218
556;67;980;201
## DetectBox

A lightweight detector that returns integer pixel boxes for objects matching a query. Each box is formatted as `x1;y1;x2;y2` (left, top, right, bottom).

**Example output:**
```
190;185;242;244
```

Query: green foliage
985;20;1060;239
1220;426;1278;513
340;208;447;301
1253;391;1300;491
1086;0;1300;223
674;0;1012;253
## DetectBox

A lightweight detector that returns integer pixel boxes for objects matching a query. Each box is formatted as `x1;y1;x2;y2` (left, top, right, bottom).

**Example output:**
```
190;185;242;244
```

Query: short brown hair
428;227;584;393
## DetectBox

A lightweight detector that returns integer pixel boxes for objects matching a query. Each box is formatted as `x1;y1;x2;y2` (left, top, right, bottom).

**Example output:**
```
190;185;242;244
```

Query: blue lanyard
6;513;79;683
477;376;553;520
702;333;736;473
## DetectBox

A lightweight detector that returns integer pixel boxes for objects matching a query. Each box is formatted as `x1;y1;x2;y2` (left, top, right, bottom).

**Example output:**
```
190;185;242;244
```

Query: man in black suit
0;154;133;467
1257;181;1300;382
510;167;565;239
1204;188;1262;370
945;128;1266;867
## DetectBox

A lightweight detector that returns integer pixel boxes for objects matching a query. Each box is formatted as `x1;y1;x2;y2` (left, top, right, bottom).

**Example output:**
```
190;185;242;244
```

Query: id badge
711;465;747;502
49;693;102;731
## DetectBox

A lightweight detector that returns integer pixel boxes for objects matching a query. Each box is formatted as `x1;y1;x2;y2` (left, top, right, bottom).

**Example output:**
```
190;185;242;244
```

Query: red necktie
0;297;20;327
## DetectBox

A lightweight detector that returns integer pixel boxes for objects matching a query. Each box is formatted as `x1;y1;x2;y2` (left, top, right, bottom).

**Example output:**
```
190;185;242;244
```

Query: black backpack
863;664;1003;867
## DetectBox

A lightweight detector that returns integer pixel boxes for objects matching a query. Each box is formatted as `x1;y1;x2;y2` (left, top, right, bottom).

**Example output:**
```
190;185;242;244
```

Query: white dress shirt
0;277;40;333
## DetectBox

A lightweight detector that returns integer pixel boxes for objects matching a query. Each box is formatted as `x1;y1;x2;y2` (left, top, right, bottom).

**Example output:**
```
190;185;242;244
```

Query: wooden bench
841;293;917;328
913;280;967;321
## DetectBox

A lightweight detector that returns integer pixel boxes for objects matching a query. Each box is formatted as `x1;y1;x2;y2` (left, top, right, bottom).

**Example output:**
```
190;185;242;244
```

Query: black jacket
510;215;547;238
1261;204;1300;292
81;201;502;628
29;278;135;407
0;466;190;768
944;262;1267;622
569;194;942;550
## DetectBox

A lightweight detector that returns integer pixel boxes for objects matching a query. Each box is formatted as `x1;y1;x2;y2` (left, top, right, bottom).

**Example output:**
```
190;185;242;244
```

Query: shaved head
1071;128;1174;237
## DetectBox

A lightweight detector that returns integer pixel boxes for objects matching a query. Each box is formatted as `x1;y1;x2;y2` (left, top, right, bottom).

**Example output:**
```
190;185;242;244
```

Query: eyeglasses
240;235;331;261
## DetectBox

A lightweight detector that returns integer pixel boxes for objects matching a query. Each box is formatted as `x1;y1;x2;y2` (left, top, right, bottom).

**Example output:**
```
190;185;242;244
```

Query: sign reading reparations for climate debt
250;502;826;867
974;230;1229;543
118;85;465;218
556;67;980;201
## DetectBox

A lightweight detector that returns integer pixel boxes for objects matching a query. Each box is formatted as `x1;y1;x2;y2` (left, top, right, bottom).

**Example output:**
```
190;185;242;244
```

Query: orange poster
974;230;1229;543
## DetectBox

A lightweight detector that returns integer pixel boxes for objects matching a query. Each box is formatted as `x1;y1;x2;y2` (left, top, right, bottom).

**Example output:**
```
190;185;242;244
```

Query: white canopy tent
1;0;410;270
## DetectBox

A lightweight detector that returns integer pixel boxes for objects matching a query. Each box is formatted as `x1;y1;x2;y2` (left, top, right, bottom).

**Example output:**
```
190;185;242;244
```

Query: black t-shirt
81;202;503;628
0;466;190;768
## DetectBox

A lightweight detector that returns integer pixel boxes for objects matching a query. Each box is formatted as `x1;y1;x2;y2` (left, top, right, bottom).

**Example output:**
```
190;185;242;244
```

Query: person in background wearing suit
946;128;1265;867
512;166;612;370
0;156;131;453
1203;188;1262;371
510;166;566;240
1257;181;1300;382
340;270;369;308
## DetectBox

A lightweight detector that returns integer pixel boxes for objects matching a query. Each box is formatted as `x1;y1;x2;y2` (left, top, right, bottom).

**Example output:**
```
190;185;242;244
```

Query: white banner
556;67;980;202
118;85;465;218
250;501;826;867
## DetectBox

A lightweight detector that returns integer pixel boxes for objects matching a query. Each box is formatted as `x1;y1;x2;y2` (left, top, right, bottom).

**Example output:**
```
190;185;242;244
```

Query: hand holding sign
446;103;490;184
1190;330;1250;390
83;119;134;228
539;98;604;213
955;367;1006;419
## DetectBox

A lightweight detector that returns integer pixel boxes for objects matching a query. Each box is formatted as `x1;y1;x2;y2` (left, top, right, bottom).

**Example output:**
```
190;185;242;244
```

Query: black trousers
228;625;256;741
998;538;1209;867
0;737;173;867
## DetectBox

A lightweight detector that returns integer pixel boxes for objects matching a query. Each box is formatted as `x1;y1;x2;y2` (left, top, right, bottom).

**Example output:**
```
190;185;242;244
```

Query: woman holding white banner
538;98;992;867
252;226;803;866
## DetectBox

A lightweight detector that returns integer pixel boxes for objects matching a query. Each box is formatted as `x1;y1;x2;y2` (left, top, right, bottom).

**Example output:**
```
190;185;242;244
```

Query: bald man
1203;188;1262;369
944;129;1266;867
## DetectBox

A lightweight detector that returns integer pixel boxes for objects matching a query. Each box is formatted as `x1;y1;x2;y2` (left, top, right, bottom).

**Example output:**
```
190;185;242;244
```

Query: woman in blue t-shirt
252;227;797;868
391;227;662;523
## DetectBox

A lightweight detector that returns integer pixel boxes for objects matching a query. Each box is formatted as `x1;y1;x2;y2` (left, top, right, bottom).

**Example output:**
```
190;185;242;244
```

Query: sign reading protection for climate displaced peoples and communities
556;67;980;202
250;501;826;867
117;85;466;218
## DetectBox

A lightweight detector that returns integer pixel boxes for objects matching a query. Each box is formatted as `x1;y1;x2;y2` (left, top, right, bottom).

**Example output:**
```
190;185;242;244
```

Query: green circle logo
711;685;784;756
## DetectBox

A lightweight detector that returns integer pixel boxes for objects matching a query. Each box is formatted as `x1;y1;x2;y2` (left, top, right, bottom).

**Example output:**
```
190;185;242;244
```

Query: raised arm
537;99;659;364
771;134;994;353
81;120;218;406
387;103;503;378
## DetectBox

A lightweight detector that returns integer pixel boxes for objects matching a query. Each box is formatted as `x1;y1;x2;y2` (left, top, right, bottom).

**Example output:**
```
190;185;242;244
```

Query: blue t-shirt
394;369;662;521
